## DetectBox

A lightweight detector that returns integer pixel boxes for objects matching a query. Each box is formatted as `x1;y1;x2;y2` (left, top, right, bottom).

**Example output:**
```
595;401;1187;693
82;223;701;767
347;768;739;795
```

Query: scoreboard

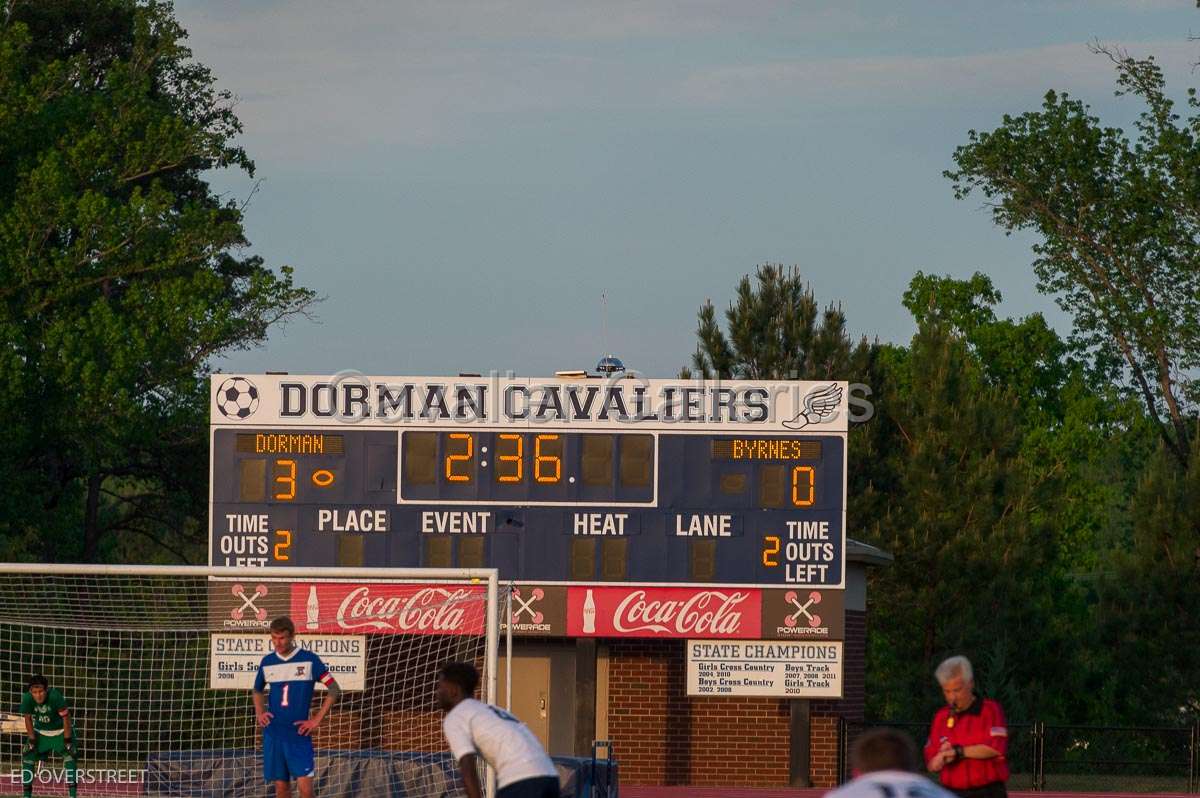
208;374;848;588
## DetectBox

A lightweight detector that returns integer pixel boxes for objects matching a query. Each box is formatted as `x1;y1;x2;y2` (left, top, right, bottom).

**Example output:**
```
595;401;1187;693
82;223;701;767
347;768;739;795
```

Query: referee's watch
953;744;965;759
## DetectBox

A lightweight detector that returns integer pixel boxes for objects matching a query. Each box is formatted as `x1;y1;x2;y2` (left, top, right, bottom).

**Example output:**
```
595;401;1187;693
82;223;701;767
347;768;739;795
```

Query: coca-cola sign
567;586;763;639
291;583;487;635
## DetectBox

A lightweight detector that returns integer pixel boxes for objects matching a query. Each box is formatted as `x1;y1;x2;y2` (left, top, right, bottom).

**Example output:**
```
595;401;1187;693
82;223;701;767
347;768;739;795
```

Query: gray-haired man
923;656;1009;798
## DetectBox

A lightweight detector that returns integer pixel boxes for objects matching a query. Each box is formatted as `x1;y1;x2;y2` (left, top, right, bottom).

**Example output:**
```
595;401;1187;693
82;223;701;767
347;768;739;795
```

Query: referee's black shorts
498;775;559;798
953;782;1007;798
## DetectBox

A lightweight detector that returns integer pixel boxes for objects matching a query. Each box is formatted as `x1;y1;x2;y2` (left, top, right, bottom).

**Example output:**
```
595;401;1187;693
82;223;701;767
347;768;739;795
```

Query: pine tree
1091;436;1200;724
684;264;874;381
859;323;1064;720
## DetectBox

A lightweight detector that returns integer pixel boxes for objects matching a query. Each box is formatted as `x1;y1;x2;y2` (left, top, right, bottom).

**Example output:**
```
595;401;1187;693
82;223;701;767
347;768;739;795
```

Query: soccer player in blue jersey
253;616;341;798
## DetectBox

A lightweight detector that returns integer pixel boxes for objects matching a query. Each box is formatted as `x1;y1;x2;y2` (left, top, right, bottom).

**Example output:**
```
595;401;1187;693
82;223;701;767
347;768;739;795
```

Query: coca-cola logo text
337;586;473;632
613;589;750;635
293;584;486;635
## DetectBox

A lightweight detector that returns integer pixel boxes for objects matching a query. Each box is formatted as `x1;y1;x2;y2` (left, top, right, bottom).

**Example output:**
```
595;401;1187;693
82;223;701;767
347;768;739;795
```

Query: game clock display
209;375;849;588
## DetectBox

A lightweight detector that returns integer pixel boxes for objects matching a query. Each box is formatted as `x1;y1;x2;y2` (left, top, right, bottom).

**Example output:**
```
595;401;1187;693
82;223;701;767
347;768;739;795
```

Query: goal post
0;564;503;798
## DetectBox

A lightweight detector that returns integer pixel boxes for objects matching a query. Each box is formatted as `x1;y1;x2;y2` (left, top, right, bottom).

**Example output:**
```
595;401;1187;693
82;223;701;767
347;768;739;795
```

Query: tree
857;322;1069;721
684;264;874;381
0;0;316;562
887;273;1161;722
902;271;1071;423
1089;435;1200;724
946;46;1200;469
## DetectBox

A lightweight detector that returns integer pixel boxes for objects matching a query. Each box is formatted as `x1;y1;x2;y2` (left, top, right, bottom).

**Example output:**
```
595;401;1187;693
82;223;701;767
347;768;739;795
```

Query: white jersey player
826;728;958;798
436;662;559;798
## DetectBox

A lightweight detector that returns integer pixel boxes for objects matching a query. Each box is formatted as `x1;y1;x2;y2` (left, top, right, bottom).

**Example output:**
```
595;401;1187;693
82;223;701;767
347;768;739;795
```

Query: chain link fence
839;720;1200;793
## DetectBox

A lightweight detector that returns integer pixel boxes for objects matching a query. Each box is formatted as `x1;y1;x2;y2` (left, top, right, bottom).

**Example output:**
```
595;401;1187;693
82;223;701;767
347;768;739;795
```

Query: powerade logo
775;590;830;637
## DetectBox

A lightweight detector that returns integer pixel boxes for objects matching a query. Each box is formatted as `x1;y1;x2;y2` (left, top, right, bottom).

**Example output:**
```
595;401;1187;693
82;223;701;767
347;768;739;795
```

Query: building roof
847;538;893;567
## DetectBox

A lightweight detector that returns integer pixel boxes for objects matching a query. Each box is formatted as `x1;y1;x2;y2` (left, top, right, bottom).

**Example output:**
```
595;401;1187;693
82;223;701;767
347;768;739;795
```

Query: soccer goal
0;564;502;798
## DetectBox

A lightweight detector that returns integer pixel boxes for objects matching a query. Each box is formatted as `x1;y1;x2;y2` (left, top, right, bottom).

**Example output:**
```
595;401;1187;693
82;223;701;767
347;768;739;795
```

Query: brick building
499;540;890;789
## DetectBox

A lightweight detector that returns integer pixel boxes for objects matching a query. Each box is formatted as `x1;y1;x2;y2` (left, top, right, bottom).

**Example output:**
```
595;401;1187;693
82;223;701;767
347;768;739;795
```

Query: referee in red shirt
923;656;1009;798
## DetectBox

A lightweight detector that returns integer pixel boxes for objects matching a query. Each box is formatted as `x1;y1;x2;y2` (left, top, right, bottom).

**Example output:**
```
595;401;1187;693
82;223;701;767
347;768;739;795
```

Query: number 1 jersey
254;647;332;729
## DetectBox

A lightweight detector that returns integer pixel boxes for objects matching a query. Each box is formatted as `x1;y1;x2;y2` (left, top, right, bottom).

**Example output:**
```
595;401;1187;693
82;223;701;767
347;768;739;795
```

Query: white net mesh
0;568;497;798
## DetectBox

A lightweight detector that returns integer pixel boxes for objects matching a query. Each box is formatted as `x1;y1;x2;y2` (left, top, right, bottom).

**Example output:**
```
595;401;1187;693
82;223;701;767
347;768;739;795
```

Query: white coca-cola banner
567;586;763;638
291;583;488;635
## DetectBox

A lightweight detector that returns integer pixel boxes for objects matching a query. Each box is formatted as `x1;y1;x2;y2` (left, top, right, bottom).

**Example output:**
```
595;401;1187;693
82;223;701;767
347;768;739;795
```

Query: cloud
678;39;1199;109
174;0;1199;162
1049;0;1186;9
178;0;707;154
181;0;901;43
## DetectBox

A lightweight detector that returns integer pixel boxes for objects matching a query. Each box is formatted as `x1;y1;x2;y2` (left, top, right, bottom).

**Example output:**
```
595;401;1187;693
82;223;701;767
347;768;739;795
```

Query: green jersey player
19;675;77;798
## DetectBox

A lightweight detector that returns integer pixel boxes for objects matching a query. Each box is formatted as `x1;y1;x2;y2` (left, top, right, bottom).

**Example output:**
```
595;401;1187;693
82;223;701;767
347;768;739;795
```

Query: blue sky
176;0;1198;378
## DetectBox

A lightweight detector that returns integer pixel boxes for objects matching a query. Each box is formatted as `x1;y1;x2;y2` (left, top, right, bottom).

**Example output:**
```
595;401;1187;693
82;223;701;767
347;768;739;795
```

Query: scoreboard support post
789;699;812;787
574;638;598;757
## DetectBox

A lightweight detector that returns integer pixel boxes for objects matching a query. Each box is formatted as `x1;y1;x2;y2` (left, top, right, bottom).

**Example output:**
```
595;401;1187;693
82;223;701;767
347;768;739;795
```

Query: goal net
0;565;501;798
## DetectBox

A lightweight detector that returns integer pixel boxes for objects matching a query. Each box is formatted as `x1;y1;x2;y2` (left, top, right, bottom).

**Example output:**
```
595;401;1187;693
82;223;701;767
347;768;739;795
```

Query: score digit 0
791;465;814;507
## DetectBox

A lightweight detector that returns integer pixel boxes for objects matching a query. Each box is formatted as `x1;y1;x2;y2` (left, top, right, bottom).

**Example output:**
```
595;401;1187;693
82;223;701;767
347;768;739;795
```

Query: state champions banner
210;634;366;691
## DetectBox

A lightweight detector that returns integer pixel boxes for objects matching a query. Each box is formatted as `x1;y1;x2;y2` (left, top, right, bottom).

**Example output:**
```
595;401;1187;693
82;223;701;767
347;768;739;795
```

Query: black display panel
210;429;845;587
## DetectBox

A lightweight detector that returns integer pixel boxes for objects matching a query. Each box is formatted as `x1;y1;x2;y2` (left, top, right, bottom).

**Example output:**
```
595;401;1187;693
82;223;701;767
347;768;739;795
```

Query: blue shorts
263;727;315;783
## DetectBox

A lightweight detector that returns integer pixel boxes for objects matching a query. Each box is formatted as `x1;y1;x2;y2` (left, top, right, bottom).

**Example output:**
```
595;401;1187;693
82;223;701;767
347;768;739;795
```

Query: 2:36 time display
399;431;655;504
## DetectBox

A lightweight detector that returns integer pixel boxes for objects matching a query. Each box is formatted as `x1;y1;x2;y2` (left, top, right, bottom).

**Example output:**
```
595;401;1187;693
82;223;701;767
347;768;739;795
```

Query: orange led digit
534;434;561;483
497;433;523;483
445;433;474;483
274;529;292;561
273;459;296;500
762;535;781;567
791;465;815;507
311;469;335;487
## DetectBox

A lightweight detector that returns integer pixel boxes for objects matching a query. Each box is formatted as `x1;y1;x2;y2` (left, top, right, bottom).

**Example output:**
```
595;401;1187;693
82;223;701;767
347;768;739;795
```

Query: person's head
435;662;479;711
935;655;975;711
26;675;48;704
850;727;920;775
269;616;296;655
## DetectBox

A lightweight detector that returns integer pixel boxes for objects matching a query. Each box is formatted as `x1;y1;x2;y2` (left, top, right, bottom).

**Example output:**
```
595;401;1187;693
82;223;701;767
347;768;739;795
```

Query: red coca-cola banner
291;583;487;635
566;586;762;639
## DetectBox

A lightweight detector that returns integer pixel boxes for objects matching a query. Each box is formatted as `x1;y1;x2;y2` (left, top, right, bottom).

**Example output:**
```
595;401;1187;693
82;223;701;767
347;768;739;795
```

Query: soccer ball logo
216;377;260;419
